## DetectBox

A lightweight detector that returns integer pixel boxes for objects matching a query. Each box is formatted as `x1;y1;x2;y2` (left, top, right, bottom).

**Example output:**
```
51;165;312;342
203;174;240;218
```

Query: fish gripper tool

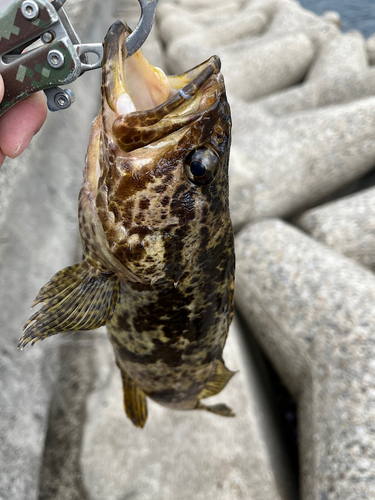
0;0;159;116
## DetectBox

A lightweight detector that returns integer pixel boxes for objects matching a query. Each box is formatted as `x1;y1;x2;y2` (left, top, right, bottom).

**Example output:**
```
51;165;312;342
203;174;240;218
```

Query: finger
0;91;47;159
0;75;4;103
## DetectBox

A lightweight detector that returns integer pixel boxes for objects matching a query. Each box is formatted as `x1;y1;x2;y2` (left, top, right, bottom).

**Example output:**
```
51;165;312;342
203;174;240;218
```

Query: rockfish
19;20;235;428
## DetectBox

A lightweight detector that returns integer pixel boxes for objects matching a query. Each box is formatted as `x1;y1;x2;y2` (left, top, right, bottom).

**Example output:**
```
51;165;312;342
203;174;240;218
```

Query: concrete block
254;69;375;117
175;0;243;9
157;10;199;46
167;32;314;101
229;96;375;230
306;32;368;82
366;33;375;66
80;318;298;500
296;186;375;270
38;332;98;500
157;0;316;100
321;11;341;29
158;3;268;46
156;3;244;45
235;219;375;500
262;0;339;51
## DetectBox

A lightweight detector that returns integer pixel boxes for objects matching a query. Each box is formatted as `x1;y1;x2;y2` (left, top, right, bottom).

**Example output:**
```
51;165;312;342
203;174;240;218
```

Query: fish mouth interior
116;52;175;115
115;50;219;117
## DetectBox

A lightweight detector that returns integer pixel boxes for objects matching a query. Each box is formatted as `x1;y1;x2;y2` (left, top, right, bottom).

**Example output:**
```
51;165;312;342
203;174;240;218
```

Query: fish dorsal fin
121;371;148;428
198;359;237;400
18;260;120;349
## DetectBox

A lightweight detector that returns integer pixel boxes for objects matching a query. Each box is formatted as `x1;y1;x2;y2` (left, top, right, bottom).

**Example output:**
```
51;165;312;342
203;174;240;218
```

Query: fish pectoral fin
18;260;120;349
198;359;237;399
197;401;235;418
121;371;148;428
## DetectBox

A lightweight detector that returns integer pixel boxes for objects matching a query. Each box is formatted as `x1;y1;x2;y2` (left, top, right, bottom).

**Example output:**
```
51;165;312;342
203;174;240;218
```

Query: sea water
300;0;375;38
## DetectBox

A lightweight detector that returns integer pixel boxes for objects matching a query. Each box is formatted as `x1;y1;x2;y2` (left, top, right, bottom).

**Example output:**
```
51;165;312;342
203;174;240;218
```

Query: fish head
82;20;232;285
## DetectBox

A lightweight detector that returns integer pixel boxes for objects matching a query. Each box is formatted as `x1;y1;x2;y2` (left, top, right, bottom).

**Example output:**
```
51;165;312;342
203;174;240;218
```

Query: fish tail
18;260;120;349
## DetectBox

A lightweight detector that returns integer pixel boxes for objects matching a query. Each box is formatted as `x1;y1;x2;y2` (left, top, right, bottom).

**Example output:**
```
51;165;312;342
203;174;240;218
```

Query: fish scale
19;19;235;428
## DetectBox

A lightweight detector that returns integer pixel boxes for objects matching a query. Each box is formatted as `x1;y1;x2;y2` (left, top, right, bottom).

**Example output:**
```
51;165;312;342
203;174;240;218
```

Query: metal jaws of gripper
0;0;159;115
48;0;160;111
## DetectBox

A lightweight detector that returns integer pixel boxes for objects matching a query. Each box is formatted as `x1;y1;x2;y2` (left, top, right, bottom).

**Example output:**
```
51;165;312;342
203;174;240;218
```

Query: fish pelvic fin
121;371;148;428
198;359;237;400
197;402;235;418
18;260;120;349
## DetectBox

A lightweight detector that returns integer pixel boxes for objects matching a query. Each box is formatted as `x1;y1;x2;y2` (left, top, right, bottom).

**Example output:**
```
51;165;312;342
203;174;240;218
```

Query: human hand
0;74;47;166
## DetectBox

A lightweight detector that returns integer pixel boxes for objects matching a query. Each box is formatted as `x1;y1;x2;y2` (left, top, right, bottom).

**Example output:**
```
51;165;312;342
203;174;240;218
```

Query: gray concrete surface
306;31;368;81
0;0;102;498
80;318;297;500
229;95;375;230
296;186;375;270
235;219;375;500
252;68;375;117
252;0;338;51
160;3;316;101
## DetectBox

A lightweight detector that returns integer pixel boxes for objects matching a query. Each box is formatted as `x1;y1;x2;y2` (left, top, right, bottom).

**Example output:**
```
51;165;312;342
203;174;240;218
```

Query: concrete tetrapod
235;219;375;500
306;31;368;81
252;69;375;117
229;96;375;231
157;2;267;47
296;186;375;271
166;27;315;101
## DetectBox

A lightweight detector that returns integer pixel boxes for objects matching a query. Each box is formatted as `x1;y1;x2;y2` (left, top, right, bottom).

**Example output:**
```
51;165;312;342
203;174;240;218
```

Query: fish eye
184;147;220;186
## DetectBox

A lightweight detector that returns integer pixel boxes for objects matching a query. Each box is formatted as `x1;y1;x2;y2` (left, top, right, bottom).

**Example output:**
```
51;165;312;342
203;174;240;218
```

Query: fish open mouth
102;20;221;152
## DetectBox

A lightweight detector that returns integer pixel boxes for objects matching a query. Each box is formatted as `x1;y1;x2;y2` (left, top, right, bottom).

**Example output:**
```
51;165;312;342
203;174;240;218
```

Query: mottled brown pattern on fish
96;23;235;420
20;20;235;427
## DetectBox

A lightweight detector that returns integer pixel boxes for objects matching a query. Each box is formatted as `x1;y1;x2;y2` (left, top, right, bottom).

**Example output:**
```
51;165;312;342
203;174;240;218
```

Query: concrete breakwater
0;0;374;499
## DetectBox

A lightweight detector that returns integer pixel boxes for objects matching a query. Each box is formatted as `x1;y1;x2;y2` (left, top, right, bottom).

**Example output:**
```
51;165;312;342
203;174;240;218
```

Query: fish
19;20;235;428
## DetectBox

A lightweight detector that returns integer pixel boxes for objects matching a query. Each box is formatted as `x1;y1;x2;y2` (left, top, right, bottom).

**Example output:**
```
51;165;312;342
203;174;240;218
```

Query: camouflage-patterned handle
0;0;58;55
0;0;81;116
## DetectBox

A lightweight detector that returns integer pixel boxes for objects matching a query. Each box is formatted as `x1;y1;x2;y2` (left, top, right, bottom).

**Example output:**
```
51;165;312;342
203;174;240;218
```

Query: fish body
20;20;235;427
